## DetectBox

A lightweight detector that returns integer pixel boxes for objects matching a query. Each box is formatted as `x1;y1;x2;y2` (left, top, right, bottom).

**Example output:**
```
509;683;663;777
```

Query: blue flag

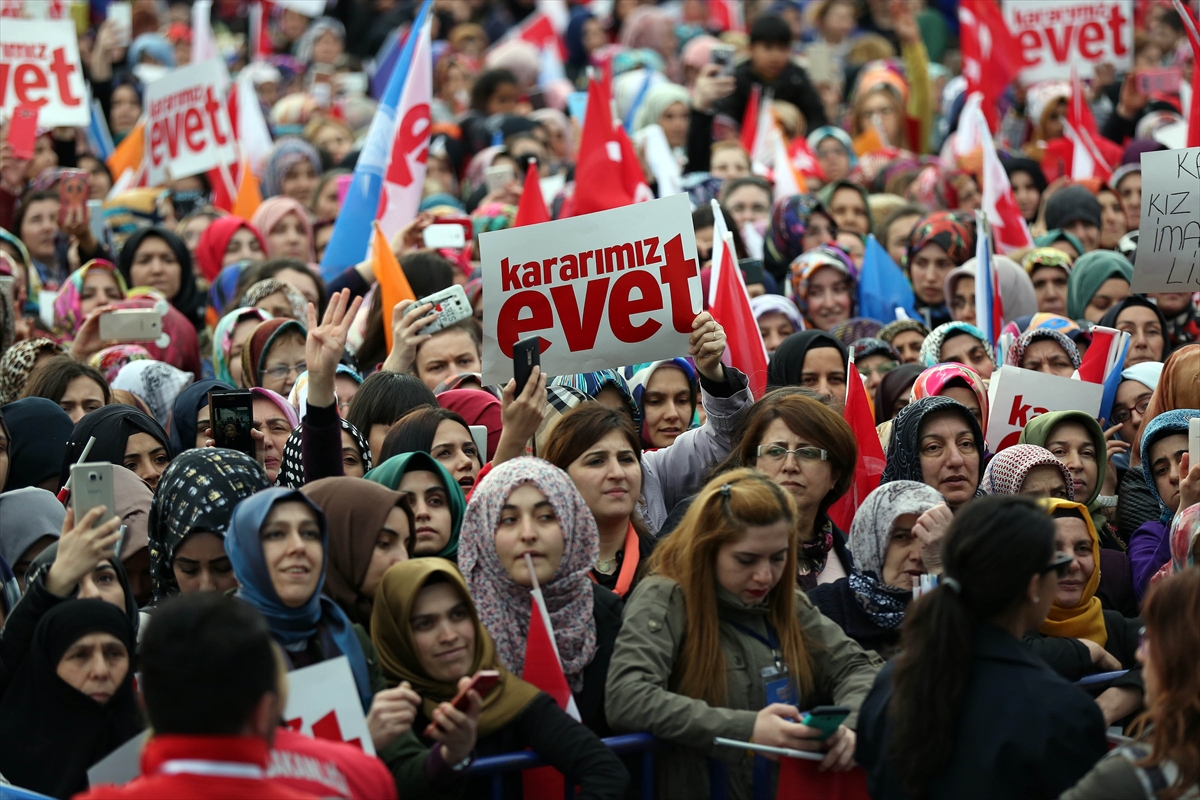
370;29;404;100
857;234;916;324
320;0;432;279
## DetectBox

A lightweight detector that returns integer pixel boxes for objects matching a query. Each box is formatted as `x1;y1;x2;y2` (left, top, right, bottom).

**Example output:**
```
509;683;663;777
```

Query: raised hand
689;312;727;382
45;506;122;598
305;289;363;408
382;300;437;374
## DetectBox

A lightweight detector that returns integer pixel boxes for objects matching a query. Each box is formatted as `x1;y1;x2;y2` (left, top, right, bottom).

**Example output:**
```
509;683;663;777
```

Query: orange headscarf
1038;498;1107;646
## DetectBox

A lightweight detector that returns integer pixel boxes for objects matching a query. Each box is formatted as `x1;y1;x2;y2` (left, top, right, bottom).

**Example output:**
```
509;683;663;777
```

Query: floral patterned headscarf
1021;247;1074;276
910;363;989;426
788;245;857;322
918;321;995;368
212;307;273;385
52;260;128;339
903;211;971;271
765;194;835;278
89;345;153;384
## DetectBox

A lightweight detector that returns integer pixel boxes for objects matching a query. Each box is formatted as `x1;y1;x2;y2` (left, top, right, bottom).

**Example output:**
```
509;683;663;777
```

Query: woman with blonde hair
605;468;880;798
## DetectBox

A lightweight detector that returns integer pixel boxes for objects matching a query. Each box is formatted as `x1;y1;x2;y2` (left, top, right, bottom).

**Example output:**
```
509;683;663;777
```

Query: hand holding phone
799;705;850;740
424;670;497;738
6;105;39;161
58;169;90;230
512;336;541;396
413;285;472;335
485;164;516;195
208;390;256;458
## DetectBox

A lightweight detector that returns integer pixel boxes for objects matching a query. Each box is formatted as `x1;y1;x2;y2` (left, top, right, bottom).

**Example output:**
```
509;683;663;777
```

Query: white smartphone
469;425;488;461
423;224;467;249
87;199;107;245
71;462;115;530
0;275;14;298
98;308;163;342
710;44;735;77
415;284;472;335
485;164;515;195
1190;417;1199;474
107;1;132;46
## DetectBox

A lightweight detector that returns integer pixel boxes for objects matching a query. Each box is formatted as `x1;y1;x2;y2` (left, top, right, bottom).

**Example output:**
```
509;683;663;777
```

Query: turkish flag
1171;0;1200;146
1064;69;1121;182
571;76;636;216
740;84;761;155
827;352;886;532
521;590;579;799
958;0;1019;129
513;161;550;227
708;201;768;397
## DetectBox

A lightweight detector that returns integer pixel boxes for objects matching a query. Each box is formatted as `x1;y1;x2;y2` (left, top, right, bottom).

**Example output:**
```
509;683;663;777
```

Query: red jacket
74;735;319;800
268;729;397;800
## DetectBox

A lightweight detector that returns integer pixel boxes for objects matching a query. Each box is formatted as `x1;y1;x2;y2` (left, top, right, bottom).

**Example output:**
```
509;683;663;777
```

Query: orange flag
513;161;549;227
232;158;263;220
373;221;416;352
105;120;144;179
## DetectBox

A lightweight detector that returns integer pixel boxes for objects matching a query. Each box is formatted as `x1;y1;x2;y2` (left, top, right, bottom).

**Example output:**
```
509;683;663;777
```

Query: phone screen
209;391;256;458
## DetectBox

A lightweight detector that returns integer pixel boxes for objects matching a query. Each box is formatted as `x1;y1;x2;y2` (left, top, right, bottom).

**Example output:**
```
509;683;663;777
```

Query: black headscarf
881;396;984;491
874;363;923;425
1001;156;1048;193
1;397;74;491
0;599;143;799
59;405;174;488
1098;295;1173;363
148;448;270;602
167;378;234;453
117;227;202;327
25;543;142;634
766;330;848;390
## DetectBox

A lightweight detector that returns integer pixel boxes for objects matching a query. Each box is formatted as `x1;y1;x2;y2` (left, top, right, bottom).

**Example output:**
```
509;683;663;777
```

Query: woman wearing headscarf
1026;499;1145;727
0;337;66;405
764;194;837;284
458;458;624;734
1004;327;1082;378
194;217;267;284
58;404;174;492
851;337;901;398
903;212;972;329
1002;156;1048;224
51;259;127;342
252;197;316;262
881;396;983;509
261;137;323;203
2;396;74;492
918;320;996;379
750;294;806;356
1113;362;1165;540
240;317;308;397
110;360;194;427
766;330;850;406
365;452;465;560
1021;247;1074;316
117;227;203;328
212;306;273;386
371;559;629;798
0;600;142;799
943;257;1038;328
78;294;202;377
1098;295;1171;368
808;127;857;184
549;369;640;424
241;277;308;321
878;319;928;366
278;417;372;488
0;487;64;591
789;244;858;332
981;444;1074;500
874;363;923;427
809;481;945;660
909;363;989;432
167;379;234;453
300;477;412;629
1066;251;1133;322
624;359;699;450
818;181;873;237
148;449;269;603
437;389;502;462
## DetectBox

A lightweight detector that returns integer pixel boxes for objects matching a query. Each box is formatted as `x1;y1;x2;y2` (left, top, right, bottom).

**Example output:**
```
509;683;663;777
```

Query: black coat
713;61;829;132
808;577;907;661
576;582;624;737
1024;610;1144;695
856;625;1107;800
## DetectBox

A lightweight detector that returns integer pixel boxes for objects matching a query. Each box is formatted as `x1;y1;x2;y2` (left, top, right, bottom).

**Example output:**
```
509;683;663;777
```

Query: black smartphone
208;390;256;458
513;337;541;395
739;258;764;286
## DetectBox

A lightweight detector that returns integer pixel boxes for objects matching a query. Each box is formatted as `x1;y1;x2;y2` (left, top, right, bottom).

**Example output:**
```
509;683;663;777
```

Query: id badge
763;666;797;708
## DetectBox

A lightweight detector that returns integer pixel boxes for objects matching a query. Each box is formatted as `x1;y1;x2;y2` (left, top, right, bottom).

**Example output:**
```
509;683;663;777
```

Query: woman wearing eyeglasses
856;496;1108;800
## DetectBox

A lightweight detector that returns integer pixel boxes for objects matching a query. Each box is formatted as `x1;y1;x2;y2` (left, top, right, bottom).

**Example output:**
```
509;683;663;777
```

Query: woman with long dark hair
855;496;1108;799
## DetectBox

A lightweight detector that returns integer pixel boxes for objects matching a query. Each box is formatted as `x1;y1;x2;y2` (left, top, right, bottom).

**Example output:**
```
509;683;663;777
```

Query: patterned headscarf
806;127;857;168
261;137;323;199
212;307;273;385
240;278;308;321
765;194;835;278
1021;247;1074;277
849;480;944;576
1019;411;1109;509
148;448;270;601
788;245;857;322
1004;327;1081;370
111;360;194;426
831;318;884;347
910;363;989;426
624;359;698;445
980;444;1074;498
0;338;66;405
549;370;640;425
278;418;371;489
878;319;929;349
52;260;128;339
1167;503;1200;575
534;386;592;455
750;294;806;333
1140;410;1200;520
851;338;900;362
457;458;599;693
903;211;971;271
881;396;984;492
918;321;994;368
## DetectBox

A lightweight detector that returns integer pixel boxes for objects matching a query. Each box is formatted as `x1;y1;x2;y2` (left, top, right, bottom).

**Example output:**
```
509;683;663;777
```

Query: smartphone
423;223;467;249
98;308;163;342
208;390;256;458
310;82;331;108
71;462;116;530
710;43;736;77
512;336;541;395
335;72;368;97
1190;417;1199;474
485;164;515;195
738;258;764;286
423;670;500;737
0;275;14;299
87;199;107;245
107;1;132;46
567;91;588;127
468;425;488;462
415;284;472;335
6;104;39;160
58;168;90;229
1136;67;1181;95
799;705;850;740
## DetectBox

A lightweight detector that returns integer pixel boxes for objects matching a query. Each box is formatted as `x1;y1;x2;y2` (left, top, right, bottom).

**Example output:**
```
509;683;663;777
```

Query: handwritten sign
986;365;1104;452
1003;1;1132;82
283;656;375;756
479;193;701;384
0;19;89;127
1132;147;1200;294
142;59;236;185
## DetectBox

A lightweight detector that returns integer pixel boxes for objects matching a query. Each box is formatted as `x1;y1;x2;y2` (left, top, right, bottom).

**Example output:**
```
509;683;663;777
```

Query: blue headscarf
225;488;374;710
549;370;641;426
129;34;176;68
1140;409;1200;521
623;358;699;445
565;8;596;69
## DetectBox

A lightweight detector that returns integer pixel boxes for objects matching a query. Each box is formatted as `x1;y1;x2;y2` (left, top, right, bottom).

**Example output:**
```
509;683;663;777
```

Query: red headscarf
437;389;502;462
195;217;268;282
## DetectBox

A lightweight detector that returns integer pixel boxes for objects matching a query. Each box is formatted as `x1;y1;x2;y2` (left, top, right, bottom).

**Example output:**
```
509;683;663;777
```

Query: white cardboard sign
1132;147;1200;294
0;19;90;127
479;193;701;384
282;656;375;756
1003;1;1133;82
986;365;1104;452
142;58;237;186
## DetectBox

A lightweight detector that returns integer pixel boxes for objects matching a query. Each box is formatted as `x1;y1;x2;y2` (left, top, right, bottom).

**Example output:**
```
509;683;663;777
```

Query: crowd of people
0;0;1199;799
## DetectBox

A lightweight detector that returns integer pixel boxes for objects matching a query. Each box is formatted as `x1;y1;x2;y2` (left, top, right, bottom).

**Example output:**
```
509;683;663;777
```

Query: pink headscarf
251;197;315;262
909;363;989;428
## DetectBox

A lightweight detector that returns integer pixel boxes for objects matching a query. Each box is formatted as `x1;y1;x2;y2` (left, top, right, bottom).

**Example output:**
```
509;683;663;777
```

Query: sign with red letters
1003;1;1133;82
0;20;89;127
142;58;237;186
986;366;1104;452
480;194;702;384
283;657;376;756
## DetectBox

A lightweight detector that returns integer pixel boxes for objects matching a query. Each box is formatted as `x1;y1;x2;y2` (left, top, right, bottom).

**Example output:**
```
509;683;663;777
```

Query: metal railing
464;732;657;800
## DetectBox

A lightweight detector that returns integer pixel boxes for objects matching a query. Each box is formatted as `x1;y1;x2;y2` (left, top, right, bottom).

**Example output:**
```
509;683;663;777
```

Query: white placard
282;656;375;756
479;193;701;384
1132;147;1200;294
1003;1;1133;82
986;365;1105;452
274;0;327;17
0;19;90;127
142;58;237;186
88;731;149;788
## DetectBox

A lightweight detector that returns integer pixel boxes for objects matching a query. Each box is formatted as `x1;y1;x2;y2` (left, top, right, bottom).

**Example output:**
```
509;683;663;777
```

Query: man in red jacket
75;594;318;800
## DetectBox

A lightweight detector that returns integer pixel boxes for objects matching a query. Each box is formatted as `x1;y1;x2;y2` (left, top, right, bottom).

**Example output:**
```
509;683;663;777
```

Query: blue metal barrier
1076;670;1129;686
0;786;55;800
464;732;656;800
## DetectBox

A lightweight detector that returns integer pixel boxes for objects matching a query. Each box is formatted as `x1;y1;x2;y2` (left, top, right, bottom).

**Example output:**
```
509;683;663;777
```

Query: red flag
513;161;550;227
615;124;652;203
740;84;761;154
571;76;635;216
521;591;577;798
708;0;745;32
958;0;1020;130
708;201;768;397
776;758;871;800
827;351;886;532
1064;67;1122;181
1174;0;1200;147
